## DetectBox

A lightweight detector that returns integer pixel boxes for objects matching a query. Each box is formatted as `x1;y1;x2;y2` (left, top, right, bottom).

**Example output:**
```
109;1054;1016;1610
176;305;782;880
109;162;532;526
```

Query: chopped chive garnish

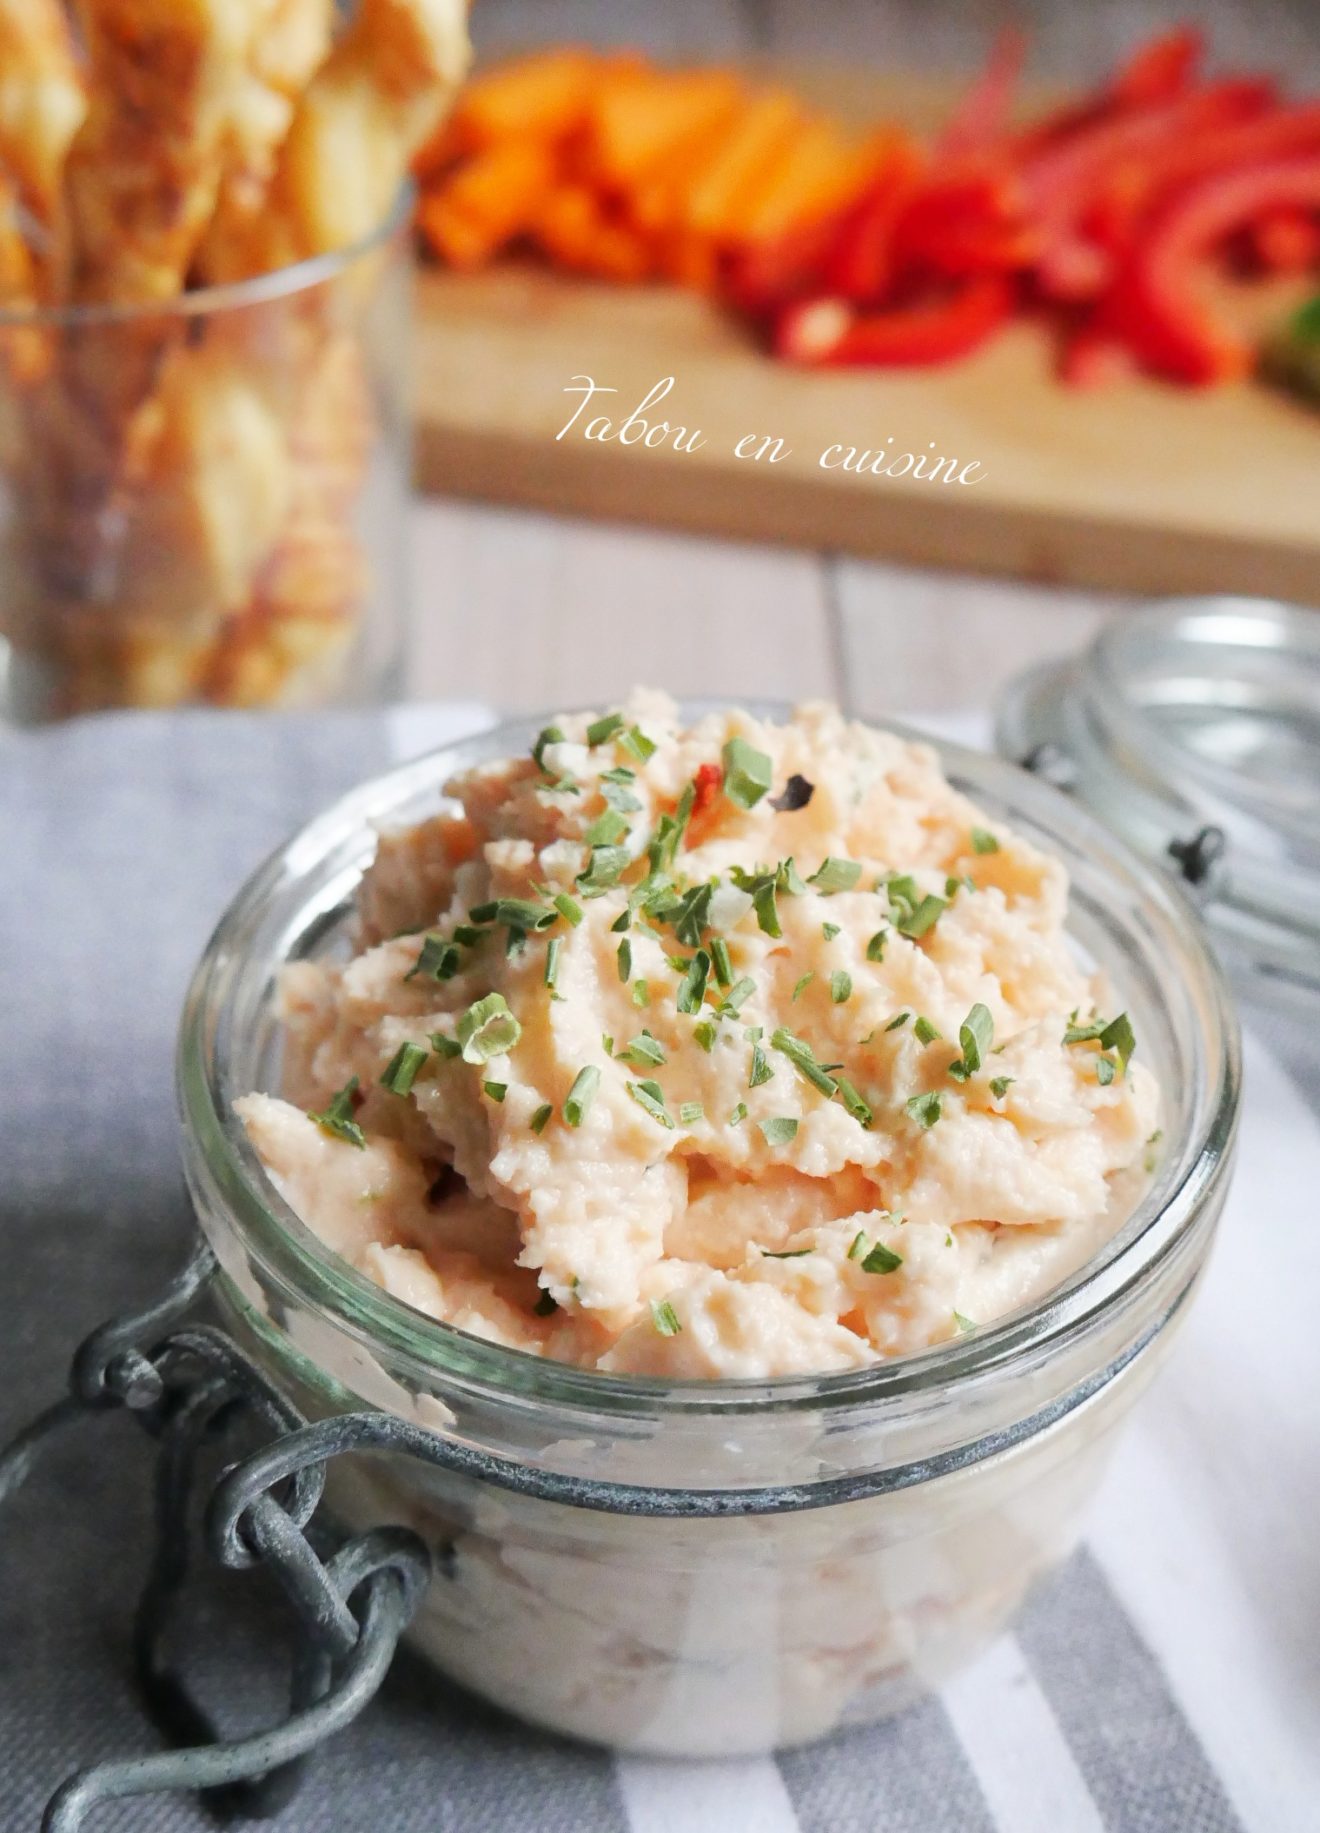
693;1019;719;1052
729;1102;748;1126
897;894;946;939
778;857;809;896
453;924;483;948
428;1031;462;1059
770;774;814;812
578;845;631;892
671;882;714;946
308;1077;365;1148
1100;1012;1136;1072
847;1231;867;1261
483;1080;507;1102
905;1090;942;1128
586;712;624;746
860;1240;903;1275
822;922;840;941
830;971;852;1004
380;1042;428;1096
602;765;636;784
457;992;522;1064
808;857;862;894
885;1011;910;1032
647;782;695;875
628;1079;674;1128
759;1116;799;1146
602;1034;614;1055
544;936;562;991
404;934;461;983
954;1311;976;1333
553;892;583;927
650;1298;682;1336
632;978;650;1008
585;808;628;847
617;938;632;982
679;1102;705;1125
948;1003;993;1080
564;1065;601;1127
749;1044;774;1087
792;972;814;1002
620;725;656;763
719;976;756;1016
722;735;774;809
618;1031;666;1069
530;1102;553;1134
866;929;888;962
914;1016;942;1045
989;1075;1014;1099
676;950;711;1015
1096;1056;1116;1085
601;778;643;814
770;1028;838;1098
761;1246;813;1258
534;1290;558;1317
711;937;733;988
835;1076;873;1128
532;725;565;770
970;827;1000;855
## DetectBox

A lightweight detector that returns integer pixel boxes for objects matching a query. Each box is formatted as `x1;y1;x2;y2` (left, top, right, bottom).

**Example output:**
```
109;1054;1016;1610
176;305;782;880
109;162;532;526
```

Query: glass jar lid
995;597;1320;1007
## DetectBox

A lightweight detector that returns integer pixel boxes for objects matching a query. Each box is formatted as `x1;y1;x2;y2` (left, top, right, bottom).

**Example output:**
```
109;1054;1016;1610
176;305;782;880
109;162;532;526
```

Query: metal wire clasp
0;1240;431;1833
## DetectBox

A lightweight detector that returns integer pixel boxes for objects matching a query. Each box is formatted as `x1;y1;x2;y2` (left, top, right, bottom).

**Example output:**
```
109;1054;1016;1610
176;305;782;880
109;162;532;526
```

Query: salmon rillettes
239;694;1161;1378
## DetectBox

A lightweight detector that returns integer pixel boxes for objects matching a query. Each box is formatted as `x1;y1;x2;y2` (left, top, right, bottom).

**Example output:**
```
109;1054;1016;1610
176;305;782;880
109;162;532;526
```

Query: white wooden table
405;0;1317;720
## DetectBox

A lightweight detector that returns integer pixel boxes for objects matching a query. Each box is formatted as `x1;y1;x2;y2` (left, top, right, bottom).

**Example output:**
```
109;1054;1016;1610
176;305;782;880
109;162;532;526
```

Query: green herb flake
897;894;947;939
952;1002;993;1078
453;924;483;948
602;1034;614;1056
618;1031;666;1070
729;1101;749;1127
529;1103;553;1135
770;1027;838;1099
914;1016;942;1045
532;725;565;770
693;1019;718;1052
758;1116;800;1146
989;1075;1015;1099
585;807;629;848
308;1077;366;1149
835;1076;873;1129
866;929;888;963
601;778;643;814
586;712;625;747
822;922;841;941
711;937;733;989
721;735;773;809
602;765;636;784
553;892;583;927
676;949;711;1015
628;1079;674;1128
861;1240;903;1275
905;1089;942;1129
620;725;657;764
847;1231;867;1262
632;978;651;1009
884;1011;910;1032
1095;1055;1116;1086
617;937;632;982
1099;1012;1136;1073
544;936;563;992
577;845;631;893
719;976;757;1017
650;1298;682;1336
564;1065;602;1128
830;971;852;1005
761;1246;813;1259
671;881;715;947
777;857;809;897
808;857;862;895
404;934;461;983
954;1311;977;1334
380;1042;428;1097
970;827;1000;855
792;972;815;1002
678;1102;705;1126
749;1044;774;1088
483;1080;507;1102
457;993;522;1065
428;1031;463;1059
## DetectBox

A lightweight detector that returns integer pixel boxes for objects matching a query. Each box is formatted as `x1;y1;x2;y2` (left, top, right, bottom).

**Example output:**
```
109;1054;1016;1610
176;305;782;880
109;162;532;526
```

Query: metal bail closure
997;598;1320;1009
0;1239;431;1833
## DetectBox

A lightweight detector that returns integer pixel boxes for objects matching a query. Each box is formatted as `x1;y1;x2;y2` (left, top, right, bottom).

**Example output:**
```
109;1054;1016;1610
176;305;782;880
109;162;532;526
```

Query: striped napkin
0;701;1315;1833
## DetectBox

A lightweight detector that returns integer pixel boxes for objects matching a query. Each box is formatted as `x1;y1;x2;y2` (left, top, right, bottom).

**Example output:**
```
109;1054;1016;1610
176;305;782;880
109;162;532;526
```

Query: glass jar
178;710;1240;1758
0;190;412;722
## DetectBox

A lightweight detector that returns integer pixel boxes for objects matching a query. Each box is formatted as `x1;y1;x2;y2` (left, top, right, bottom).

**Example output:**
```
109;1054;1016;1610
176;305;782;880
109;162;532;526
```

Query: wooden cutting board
413;67;1320;602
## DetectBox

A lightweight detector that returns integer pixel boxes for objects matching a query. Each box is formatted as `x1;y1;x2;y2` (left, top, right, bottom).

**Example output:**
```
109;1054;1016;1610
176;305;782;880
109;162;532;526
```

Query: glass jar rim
177;703;1241;1423
0;179;414;332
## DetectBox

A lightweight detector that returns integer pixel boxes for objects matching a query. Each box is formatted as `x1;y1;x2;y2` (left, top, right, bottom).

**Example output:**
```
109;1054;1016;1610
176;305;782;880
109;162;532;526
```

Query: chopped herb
770;1028;838;1098
457;993;521;1064
671;881;715;946
970;827;1000;855
729;1102;749;1126
585;808;629;847
544;936;563;992
610;908;631;935
752;877;782;937
693;1019;718;1052
545;777;579;796
896;894;947;939
759;1116;799;1146
471;897;556;932
647;782;695;874
914;1016;942;1045
308;1078;366;1148
577;845;631;893
954;1311;977;1333
809;857;862;895
745;1024;764;1041
628;1079;674;1128
529;1103;553;1134
553;892;583;927
632;978;651;1008
650;1298;682;1336
792;972;815;1002
866;929;888;962
721;735;773;809
711;937;733;988
617;938;632;982
564;1065;601;1127
749;1044;774;1087
719;974;756;1017
534;1290;558;1317
830;971;853;1005
453;924;483;948
770;774;814;812
1095;1055;1116;1086
822;922;841;941
601;778;643;814
778;857;809;896
586;712;624;746
602;765;636;784
1099;1012;1136;1073
885;1011;910;1032
532;725;565;770
948;1002;993;1080
428;1032;463;1059
847;1231;867;1261
679;1102;705;1125
483;1080;507;1102
380;1042;428;1096
1063;1018;1107;1044
404;934;461;983
905;1089;942;1129
761;1246;813;1258
676;949;711;1015
618;1031;666;1069
835;1076;873;1128
861;1240;903;1275
989;1075;1015;1099
620;725;657;764
602;1034;614;1056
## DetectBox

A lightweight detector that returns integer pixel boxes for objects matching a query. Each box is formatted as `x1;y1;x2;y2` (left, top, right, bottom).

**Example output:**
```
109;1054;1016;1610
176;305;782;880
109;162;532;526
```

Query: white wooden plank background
406;0;1319;720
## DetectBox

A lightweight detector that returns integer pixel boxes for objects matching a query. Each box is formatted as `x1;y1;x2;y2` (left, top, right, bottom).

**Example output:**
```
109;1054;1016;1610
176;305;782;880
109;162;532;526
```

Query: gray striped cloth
1;703;1316;1833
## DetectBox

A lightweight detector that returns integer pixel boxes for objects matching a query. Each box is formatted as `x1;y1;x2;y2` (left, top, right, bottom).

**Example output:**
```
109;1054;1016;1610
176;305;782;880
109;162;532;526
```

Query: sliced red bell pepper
775;273;1012;367
1105;156;1320;382
723;202;860;317
1108;24;1203;109
894;161;1036;276
936;27;1029;158
821;145;925;301
1239;205;1320;274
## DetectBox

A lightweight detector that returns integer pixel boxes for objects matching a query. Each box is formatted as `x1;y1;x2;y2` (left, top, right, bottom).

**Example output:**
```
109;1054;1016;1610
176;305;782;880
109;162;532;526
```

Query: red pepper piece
894;161;1036;276
936;26;1029;158
775;273;1012;367
1108;24;1203;110
1238;206;1320;274
692;762;723;815
821;146;925;301
1106;156;1320;382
